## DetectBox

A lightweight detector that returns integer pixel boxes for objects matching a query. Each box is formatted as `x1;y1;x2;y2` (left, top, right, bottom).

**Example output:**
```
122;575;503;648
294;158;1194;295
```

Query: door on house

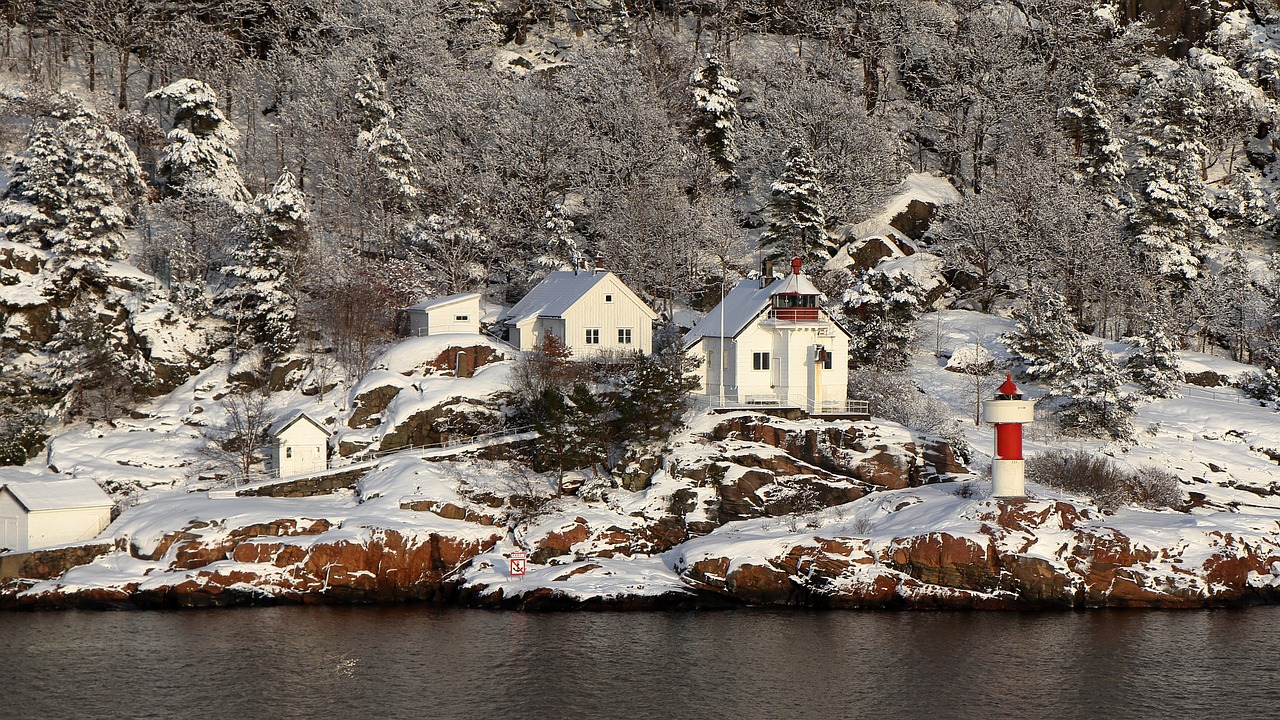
0;516;19;551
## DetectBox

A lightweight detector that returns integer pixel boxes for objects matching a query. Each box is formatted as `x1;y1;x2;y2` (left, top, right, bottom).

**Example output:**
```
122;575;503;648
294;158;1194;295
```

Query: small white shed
0;478;114;553
405;292;482;336
270;412;330;478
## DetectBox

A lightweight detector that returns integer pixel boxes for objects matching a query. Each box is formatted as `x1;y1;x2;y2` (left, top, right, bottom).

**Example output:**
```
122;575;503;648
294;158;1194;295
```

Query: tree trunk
117;46;129;110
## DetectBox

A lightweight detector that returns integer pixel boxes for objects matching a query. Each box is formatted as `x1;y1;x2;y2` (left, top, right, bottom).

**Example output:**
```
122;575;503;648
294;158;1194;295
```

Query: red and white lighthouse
982;373;1035;498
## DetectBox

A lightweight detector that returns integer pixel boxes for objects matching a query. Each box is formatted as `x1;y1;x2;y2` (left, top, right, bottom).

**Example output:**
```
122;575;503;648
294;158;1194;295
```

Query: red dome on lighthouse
997;373;1019;397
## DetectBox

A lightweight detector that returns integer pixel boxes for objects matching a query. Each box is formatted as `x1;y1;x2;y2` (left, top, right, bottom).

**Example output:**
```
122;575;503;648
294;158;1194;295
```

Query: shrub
1026;449;1184;512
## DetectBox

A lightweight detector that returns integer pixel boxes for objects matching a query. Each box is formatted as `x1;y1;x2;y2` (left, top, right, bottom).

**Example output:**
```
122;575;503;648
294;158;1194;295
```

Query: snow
405;292;481;312
499;270;642;326
828;172;961;271
1;475;113;511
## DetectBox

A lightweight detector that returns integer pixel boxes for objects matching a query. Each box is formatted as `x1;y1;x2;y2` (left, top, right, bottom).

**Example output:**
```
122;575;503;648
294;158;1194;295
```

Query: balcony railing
768;307;821;322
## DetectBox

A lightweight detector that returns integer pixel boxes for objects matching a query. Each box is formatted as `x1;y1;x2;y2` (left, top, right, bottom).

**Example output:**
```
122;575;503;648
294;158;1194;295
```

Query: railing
769;307;821;322
698;395;871;416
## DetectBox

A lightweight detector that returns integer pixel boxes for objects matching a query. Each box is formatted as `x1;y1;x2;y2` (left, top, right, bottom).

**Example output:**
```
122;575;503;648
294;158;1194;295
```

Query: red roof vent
997;373;1020;398
791;257;803;276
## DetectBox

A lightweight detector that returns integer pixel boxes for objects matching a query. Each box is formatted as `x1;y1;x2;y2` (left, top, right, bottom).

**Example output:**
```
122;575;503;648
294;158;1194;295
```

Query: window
585;328;600;344
285;447;293;459
455;314;469;322
816;345;832;369
604;294;614;303
753;352;770;370
618;328;633;344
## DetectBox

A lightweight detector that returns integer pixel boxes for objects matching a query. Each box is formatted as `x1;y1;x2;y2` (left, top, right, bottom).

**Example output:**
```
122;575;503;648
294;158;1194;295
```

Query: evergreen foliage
1126;69;1217;282
841;266;925;369
216;171;307;361
1005;289;1081;389
1125;320;1183;399
690;54;741;176
617;340;701;445
147;79;251;205
759;147;831;265
0;93;145;264
1057;342;1136;441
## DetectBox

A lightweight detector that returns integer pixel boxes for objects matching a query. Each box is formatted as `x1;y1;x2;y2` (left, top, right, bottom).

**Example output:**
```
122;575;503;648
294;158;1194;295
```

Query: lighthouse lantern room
982;373;1035;498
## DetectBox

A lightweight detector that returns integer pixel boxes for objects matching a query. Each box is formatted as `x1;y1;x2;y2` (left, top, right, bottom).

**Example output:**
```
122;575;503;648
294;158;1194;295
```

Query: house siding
407;296;481;336
562;277;654;356
275;421;329;477
26;506;112;549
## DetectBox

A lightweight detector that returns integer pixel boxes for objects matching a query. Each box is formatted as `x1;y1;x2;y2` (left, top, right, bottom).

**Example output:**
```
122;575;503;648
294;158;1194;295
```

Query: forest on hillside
2;0;1280;457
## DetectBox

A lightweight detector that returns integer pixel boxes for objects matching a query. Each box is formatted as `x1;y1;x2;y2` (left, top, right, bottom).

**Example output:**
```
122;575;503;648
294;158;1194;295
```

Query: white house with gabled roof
685;258;854;415
0;476;114;553
270;411;330;477
404;292;482;336
498;261;658;356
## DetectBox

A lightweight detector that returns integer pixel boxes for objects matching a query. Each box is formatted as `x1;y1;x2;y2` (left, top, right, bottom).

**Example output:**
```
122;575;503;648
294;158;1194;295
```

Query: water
2;606;1277;720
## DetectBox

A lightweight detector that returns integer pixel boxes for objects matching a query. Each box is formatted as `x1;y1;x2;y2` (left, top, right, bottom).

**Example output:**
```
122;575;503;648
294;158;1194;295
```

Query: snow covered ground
6;312;1280;609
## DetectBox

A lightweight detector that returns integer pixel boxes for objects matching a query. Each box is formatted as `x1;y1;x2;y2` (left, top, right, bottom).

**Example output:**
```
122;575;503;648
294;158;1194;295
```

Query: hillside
5;1;1280;609
5;311;1280;610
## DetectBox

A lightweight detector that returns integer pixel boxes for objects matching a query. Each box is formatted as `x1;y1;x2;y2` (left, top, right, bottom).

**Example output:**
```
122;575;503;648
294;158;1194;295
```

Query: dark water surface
2;606;1277;720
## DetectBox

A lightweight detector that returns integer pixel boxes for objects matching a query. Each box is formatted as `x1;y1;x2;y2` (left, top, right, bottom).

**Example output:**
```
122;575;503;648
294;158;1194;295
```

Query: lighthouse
982;373;1035;498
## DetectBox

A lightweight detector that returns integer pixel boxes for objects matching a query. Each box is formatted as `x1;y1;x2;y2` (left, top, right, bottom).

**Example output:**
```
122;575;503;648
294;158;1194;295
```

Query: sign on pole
509;551;527;578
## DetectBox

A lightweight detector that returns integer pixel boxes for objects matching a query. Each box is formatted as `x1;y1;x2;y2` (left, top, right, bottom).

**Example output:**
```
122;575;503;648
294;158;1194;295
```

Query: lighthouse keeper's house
684;258;854;415
497;261;658;357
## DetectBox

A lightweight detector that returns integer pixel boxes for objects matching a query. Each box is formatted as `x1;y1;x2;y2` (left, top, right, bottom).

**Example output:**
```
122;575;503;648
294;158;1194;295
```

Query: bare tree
198;384;272;485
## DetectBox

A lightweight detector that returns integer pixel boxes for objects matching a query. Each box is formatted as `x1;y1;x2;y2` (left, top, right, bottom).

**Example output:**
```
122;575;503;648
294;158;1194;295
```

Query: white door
0;515;20;551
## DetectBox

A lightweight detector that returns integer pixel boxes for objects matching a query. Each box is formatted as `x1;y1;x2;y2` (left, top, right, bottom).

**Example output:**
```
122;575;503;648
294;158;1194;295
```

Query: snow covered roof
771;270;823;297
685;270;850;347
499;270;656;326
1;477;113;512
406;292;481;313
270;411;330;438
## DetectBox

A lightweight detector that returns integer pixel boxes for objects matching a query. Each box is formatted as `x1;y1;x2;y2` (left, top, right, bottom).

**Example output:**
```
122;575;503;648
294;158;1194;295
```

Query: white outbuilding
685;257;856;415
497;261;658;356
270;411;330;478
0;477;114;553
404;292;483;336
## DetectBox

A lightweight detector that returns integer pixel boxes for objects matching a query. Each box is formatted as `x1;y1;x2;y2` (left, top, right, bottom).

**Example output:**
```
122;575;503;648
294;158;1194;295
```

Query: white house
404;292;482;336
684;258;853;414
0;477;114;553
498;262;658;356
270;411;330;477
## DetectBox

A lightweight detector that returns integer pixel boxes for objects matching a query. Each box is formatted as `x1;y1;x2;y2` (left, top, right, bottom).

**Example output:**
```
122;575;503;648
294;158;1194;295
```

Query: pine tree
1056;75;1127;197
0;93;145;264
1005;289;1081;390
617;338;700;444
1125;319;1183;399
354;59;419;212
1058;342;1135;441
690;54;740;176
759;146;831;265
841;266;924;369
216;171;306;361
147;79;251;206
1127;69;1217;283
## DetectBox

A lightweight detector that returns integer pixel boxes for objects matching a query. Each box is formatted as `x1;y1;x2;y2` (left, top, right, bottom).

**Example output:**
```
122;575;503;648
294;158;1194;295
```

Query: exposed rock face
0;542;113;582
428;345;501;378
378;399;503;452
676;498;1280;609
348;384;402;429
7;520;501;610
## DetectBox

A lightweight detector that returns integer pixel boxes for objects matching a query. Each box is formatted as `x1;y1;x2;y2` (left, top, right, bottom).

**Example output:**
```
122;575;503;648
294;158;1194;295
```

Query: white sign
509;551;527;577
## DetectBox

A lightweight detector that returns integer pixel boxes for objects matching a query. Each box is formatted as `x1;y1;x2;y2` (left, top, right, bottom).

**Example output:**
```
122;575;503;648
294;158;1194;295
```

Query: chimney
594;255;604;274
761;259;774;289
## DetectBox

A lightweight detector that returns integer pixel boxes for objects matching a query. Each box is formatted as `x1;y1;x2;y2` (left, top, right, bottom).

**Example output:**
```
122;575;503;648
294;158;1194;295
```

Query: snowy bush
1026;450;1183;512
848;369;972;464
1238;368;1280;402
